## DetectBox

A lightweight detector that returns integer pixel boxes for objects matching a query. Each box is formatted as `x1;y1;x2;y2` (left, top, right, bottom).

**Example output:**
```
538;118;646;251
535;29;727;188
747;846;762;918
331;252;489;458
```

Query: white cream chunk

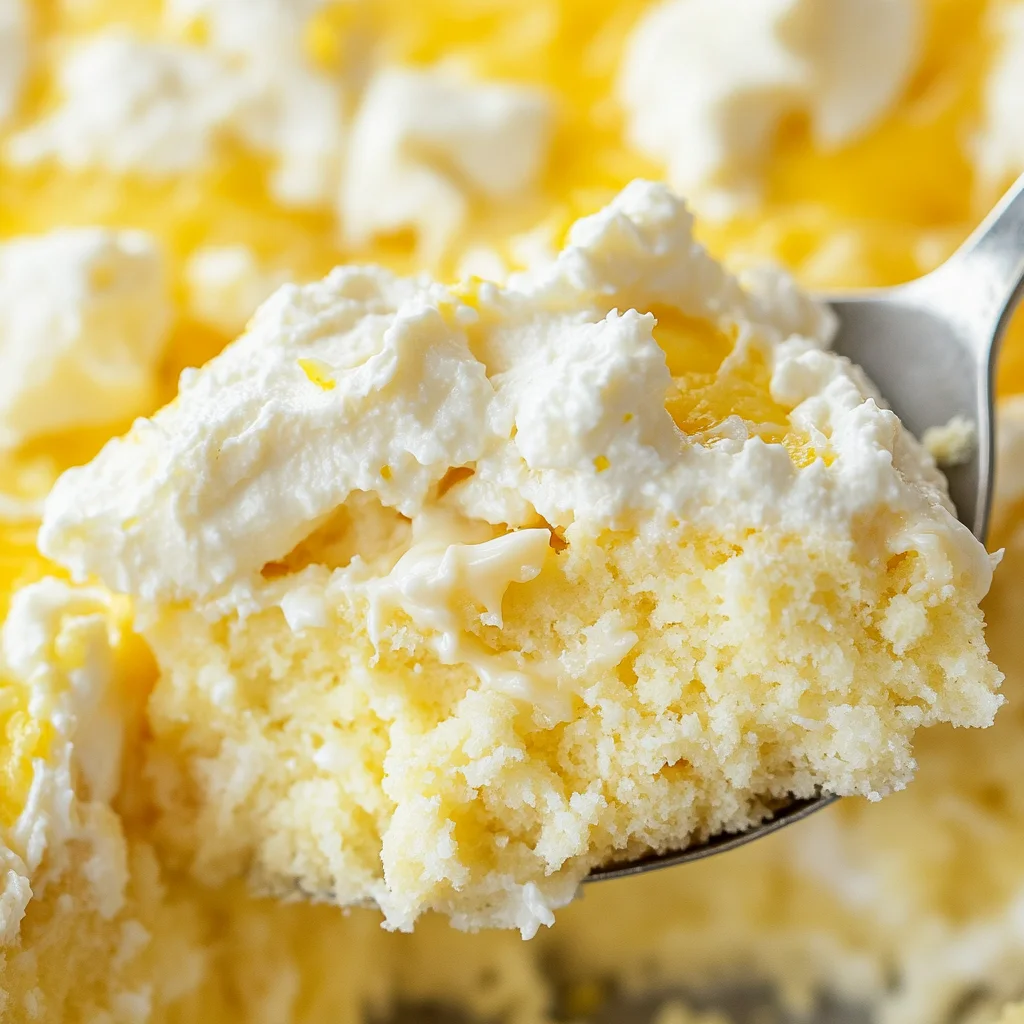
40;181;987;618
922;415;976;468
5;29;345;207
364;515;561;712
0;579;126;947
164;0;350;206
184;245;291;335
168;0;350;205
803;0;920;146
237;61;346;206
617;0;920;210
6;31;248;175
341;66;553;259
0;0;29;126
0;229;170;448
975;5;1024;191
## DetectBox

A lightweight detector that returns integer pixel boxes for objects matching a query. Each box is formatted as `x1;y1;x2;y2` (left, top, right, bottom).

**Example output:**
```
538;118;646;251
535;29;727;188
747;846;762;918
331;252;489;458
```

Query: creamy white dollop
364;513;562;710
0;228;170;448
6;29;345;207
341;66;553;259
0;0;28;126
975;4;1024;192
618;0;920;211
42;265;494;603
39;181;987;614
7;22;552;223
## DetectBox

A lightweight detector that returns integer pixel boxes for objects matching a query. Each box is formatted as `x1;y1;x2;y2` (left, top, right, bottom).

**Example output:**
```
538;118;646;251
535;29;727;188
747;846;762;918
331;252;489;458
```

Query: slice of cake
38;180;1003;936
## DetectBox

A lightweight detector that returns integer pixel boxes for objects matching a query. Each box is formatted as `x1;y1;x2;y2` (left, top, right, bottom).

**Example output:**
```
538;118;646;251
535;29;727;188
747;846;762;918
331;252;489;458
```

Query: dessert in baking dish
2;0;1024;1021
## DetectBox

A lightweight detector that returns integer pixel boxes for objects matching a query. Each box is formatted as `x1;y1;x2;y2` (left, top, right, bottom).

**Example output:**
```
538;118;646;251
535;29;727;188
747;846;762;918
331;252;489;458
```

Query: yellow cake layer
138;520;997;929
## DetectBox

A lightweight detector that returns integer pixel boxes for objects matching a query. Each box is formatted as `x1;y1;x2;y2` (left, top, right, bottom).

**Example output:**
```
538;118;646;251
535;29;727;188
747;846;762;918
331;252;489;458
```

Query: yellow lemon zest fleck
298;358;336;391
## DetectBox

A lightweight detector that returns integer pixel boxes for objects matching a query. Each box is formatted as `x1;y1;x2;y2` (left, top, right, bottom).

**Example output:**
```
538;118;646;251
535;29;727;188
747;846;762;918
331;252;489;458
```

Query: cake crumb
923;414;977;467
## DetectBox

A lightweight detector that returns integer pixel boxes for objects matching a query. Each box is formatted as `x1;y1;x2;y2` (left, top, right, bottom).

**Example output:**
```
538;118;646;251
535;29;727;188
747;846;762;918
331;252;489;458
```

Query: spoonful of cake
37;179;1013;935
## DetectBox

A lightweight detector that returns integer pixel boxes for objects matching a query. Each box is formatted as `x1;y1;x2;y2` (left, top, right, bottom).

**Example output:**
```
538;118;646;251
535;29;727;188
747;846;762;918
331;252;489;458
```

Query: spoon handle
923;173;1024;357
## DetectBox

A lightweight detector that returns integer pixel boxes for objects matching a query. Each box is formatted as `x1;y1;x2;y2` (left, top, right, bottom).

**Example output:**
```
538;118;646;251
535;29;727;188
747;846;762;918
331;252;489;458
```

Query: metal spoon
591;172;1024;883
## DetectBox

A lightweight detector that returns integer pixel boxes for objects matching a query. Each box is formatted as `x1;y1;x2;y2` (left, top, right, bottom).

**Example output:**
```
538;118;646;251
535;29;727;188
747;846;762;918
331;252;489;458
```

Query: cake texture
37;181;1002;936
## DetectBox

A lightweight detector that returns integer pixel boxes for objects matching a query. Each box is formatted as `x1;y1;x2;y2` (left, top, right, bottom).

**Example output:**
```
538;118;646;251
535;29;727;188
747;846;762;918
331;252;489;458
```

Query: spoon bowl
589;174;1024;884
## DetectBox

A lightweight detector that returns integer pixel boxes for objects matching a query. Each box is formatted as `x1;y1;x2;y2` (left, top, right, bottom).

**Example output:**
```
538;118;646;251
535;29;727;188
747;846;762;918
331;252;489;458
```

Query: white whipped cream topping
42;265;492;603
184;245;291;335
341;66;553;259
6;29;345;207
618;0;920;211
975;4;1024;192
40;181;989;617
0;0;28;126
0;228;170;448
0;579;127;946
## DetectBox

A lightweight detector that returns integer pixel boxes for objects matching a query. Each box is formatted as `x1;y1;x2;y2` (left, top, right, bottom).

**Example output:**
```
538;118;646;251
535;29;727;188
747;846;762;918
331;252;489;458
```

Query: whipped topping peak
40;181;984;612
618;0;920;210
